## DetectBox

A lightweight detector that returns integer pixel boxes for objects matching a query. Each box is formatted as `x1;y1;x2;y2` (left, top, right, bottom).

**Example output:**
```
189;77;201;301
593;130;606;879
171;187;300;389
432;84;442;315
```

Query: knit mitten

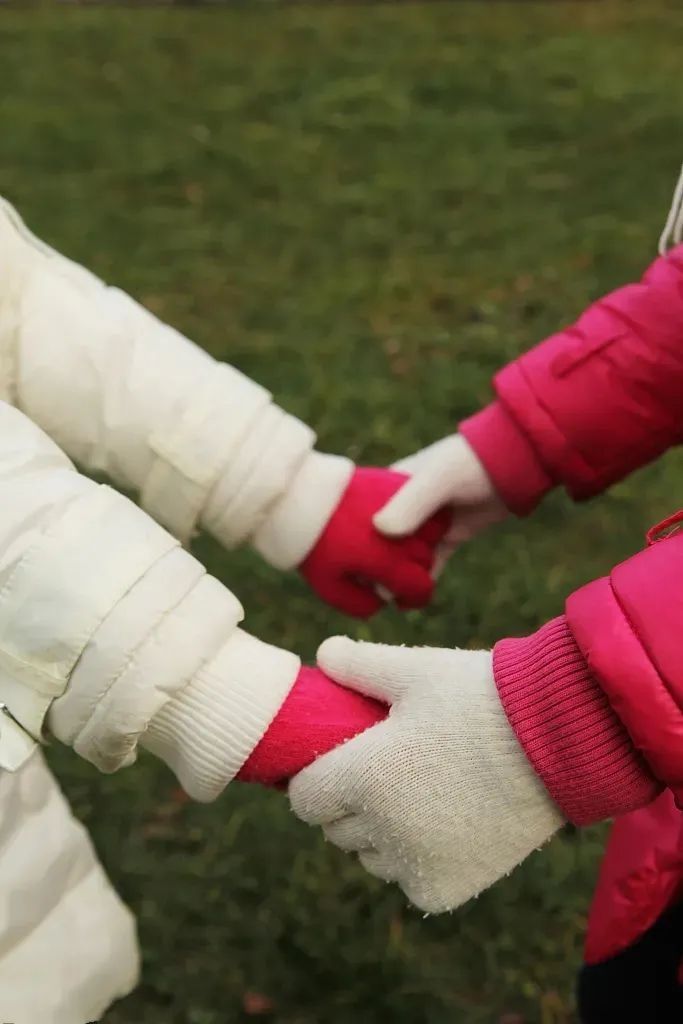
290;637;563;913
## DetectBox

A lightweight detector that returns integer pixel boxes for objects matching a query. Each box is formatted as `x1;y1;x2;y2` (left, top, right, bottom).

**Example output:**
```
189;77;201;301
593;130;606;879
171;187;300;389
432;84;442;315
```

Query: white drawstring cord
658;161;683;255
674;185;683;249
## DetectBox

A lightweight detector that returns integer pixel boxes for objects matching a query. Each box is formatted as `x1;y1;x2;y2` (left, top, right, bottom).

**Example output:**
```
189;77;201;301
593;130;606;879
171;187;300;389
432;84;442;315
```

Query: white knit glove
290;637;563;913
374;434;507;573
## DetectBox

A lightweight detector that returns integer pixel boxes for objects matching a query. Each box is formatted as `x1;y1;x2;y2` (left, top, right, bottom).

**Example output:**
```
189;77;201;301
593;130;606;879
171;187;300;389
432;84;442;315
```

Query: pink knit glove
300;468;451;618
237;665;386;786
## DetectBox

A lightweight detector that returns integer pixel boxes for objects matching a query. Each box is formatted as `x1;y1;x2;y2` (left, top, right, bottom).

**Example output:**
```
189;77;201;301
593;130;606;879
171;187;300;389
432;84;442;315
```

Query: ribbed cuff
252;451;354;570
494;616;661;825
460;402;553;516
142;630;300;802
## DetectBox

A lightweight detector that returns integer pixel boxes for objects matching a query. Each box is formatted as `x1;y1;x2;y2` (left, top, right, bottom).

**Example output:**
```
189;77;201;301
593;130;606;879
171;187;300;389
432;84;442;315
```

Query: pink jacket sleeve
494;519;683;826
461;247;683;514
465;249;683;827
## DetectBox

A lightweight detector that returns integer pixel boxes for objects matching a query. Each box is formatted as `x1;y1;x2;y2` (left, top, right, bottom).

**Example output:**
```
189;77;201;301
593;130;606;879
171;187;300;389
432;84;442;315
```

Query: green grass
2;3;683;1021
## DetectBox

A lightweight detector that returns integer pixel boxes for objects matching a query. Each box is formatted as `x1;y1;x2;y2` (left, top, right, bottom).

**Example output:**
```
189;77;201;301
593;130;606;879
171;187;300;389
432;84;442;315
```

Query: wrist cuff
252;451;354;570
494;616;661;825
142;629;299;801
460;402;553;516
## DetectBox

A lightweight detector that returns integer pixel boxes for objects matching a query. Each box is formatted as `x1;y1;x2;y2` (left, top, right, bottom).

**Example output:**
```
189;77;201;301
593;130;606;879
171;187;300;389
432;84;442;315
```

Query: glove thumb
317;636;415;705
373;474;438;537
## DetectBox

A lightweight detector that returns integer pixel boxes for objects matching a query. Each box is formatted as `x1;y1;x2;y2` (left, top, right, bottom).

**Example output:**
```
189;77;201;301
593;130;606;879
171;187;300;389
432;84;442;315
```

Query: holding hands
374;434;507;575
295;433;504;618
289;637;562;913
299;467;453;618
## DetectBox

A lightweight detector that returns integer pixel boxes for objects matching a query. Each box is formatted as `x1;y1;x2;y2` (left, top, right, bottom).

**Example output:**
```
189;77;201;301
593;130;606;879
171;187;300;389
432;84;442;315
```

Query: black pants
578;901;683;1024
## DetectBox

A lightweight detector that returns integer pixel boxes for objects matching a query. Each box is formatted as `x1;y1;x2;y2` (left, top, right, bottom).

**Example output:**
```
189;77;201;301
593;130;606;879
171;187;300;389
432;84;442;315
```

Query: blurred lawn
2;2;683;1022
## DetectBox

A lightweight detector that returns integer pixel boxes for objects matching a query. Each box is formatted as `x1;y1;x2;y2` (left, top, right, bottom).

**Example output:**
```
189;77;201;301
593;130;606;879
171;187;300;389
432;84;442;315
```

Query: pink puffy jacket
460;245;683;963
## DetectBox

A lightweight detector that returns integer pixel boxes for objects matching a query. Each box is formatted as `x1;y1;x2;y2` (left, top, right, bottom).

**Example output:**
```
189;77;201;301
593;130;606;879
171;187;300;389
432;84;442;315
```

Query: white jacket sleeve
0;199;352;569
0;404;298;801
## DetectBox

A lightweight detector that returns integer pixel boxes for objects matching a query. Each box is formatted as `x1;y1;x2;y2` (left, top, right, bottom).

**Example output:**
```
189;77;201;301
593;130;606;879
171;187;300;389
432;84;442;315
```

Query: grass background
2;2;683;1021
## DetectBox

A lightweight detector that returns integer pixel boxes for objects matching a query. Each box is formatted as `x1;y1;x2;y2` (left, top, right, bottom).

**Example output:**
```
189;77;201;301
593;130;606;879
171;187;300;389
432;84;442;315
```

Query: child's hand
299;468;451;618
289;636;562;914
374;434;507;575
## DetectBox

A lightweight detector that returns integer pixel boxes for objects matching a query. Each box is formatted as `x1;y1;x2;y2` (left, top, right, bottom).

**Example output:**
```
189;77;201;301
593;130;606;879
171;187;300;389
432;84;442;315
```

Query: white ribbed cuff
252;451;354;570
141;629;299;802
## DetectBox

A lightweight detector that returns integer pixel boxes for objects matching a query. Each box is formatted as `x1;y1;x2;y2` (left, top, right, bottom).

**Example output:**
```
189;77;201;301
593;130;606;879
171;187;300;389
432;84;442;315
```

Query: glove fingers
358;849;400;884
309;573;383;619
289;757;350;826
334;580;384;619
392;510;453;579
376;559;434;610
416;506;454;550
395;577;435;610
373;476;439;537
324;815;374;854
400;878;454;915
380;435;484;538
398;537;435;571
289;726;381;824
317;636;417;703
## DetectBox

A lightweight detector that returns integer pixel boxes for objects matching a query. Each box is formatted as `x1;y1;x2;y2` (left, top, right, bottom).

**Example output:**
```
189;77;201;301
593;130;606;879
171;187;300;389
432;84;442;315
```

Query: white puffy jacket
0;197;352;566
0;751;138;1024
0;200;352;1021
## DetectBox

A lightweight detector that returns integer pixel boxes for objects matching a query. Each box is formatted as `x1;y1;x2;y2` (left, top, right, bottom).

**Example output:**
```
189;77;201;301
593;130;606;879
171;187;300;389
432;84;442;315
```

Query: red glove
300;468;451;618
238;665;386;787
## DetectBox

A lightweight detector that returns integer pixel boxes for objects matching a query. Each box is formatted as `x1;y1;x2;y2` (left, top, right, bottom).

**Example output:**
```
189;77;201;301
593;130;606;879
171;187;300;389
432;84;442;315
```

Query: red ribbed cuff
494;616;661;825
460;401;553;516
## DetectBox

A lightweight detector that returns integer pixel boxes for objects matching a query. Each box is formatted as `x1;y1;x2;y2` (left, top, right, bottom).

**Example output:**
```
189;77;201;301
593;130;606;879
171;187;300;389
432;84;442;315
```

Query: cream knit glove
290;637;563;913
374;435;507;573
